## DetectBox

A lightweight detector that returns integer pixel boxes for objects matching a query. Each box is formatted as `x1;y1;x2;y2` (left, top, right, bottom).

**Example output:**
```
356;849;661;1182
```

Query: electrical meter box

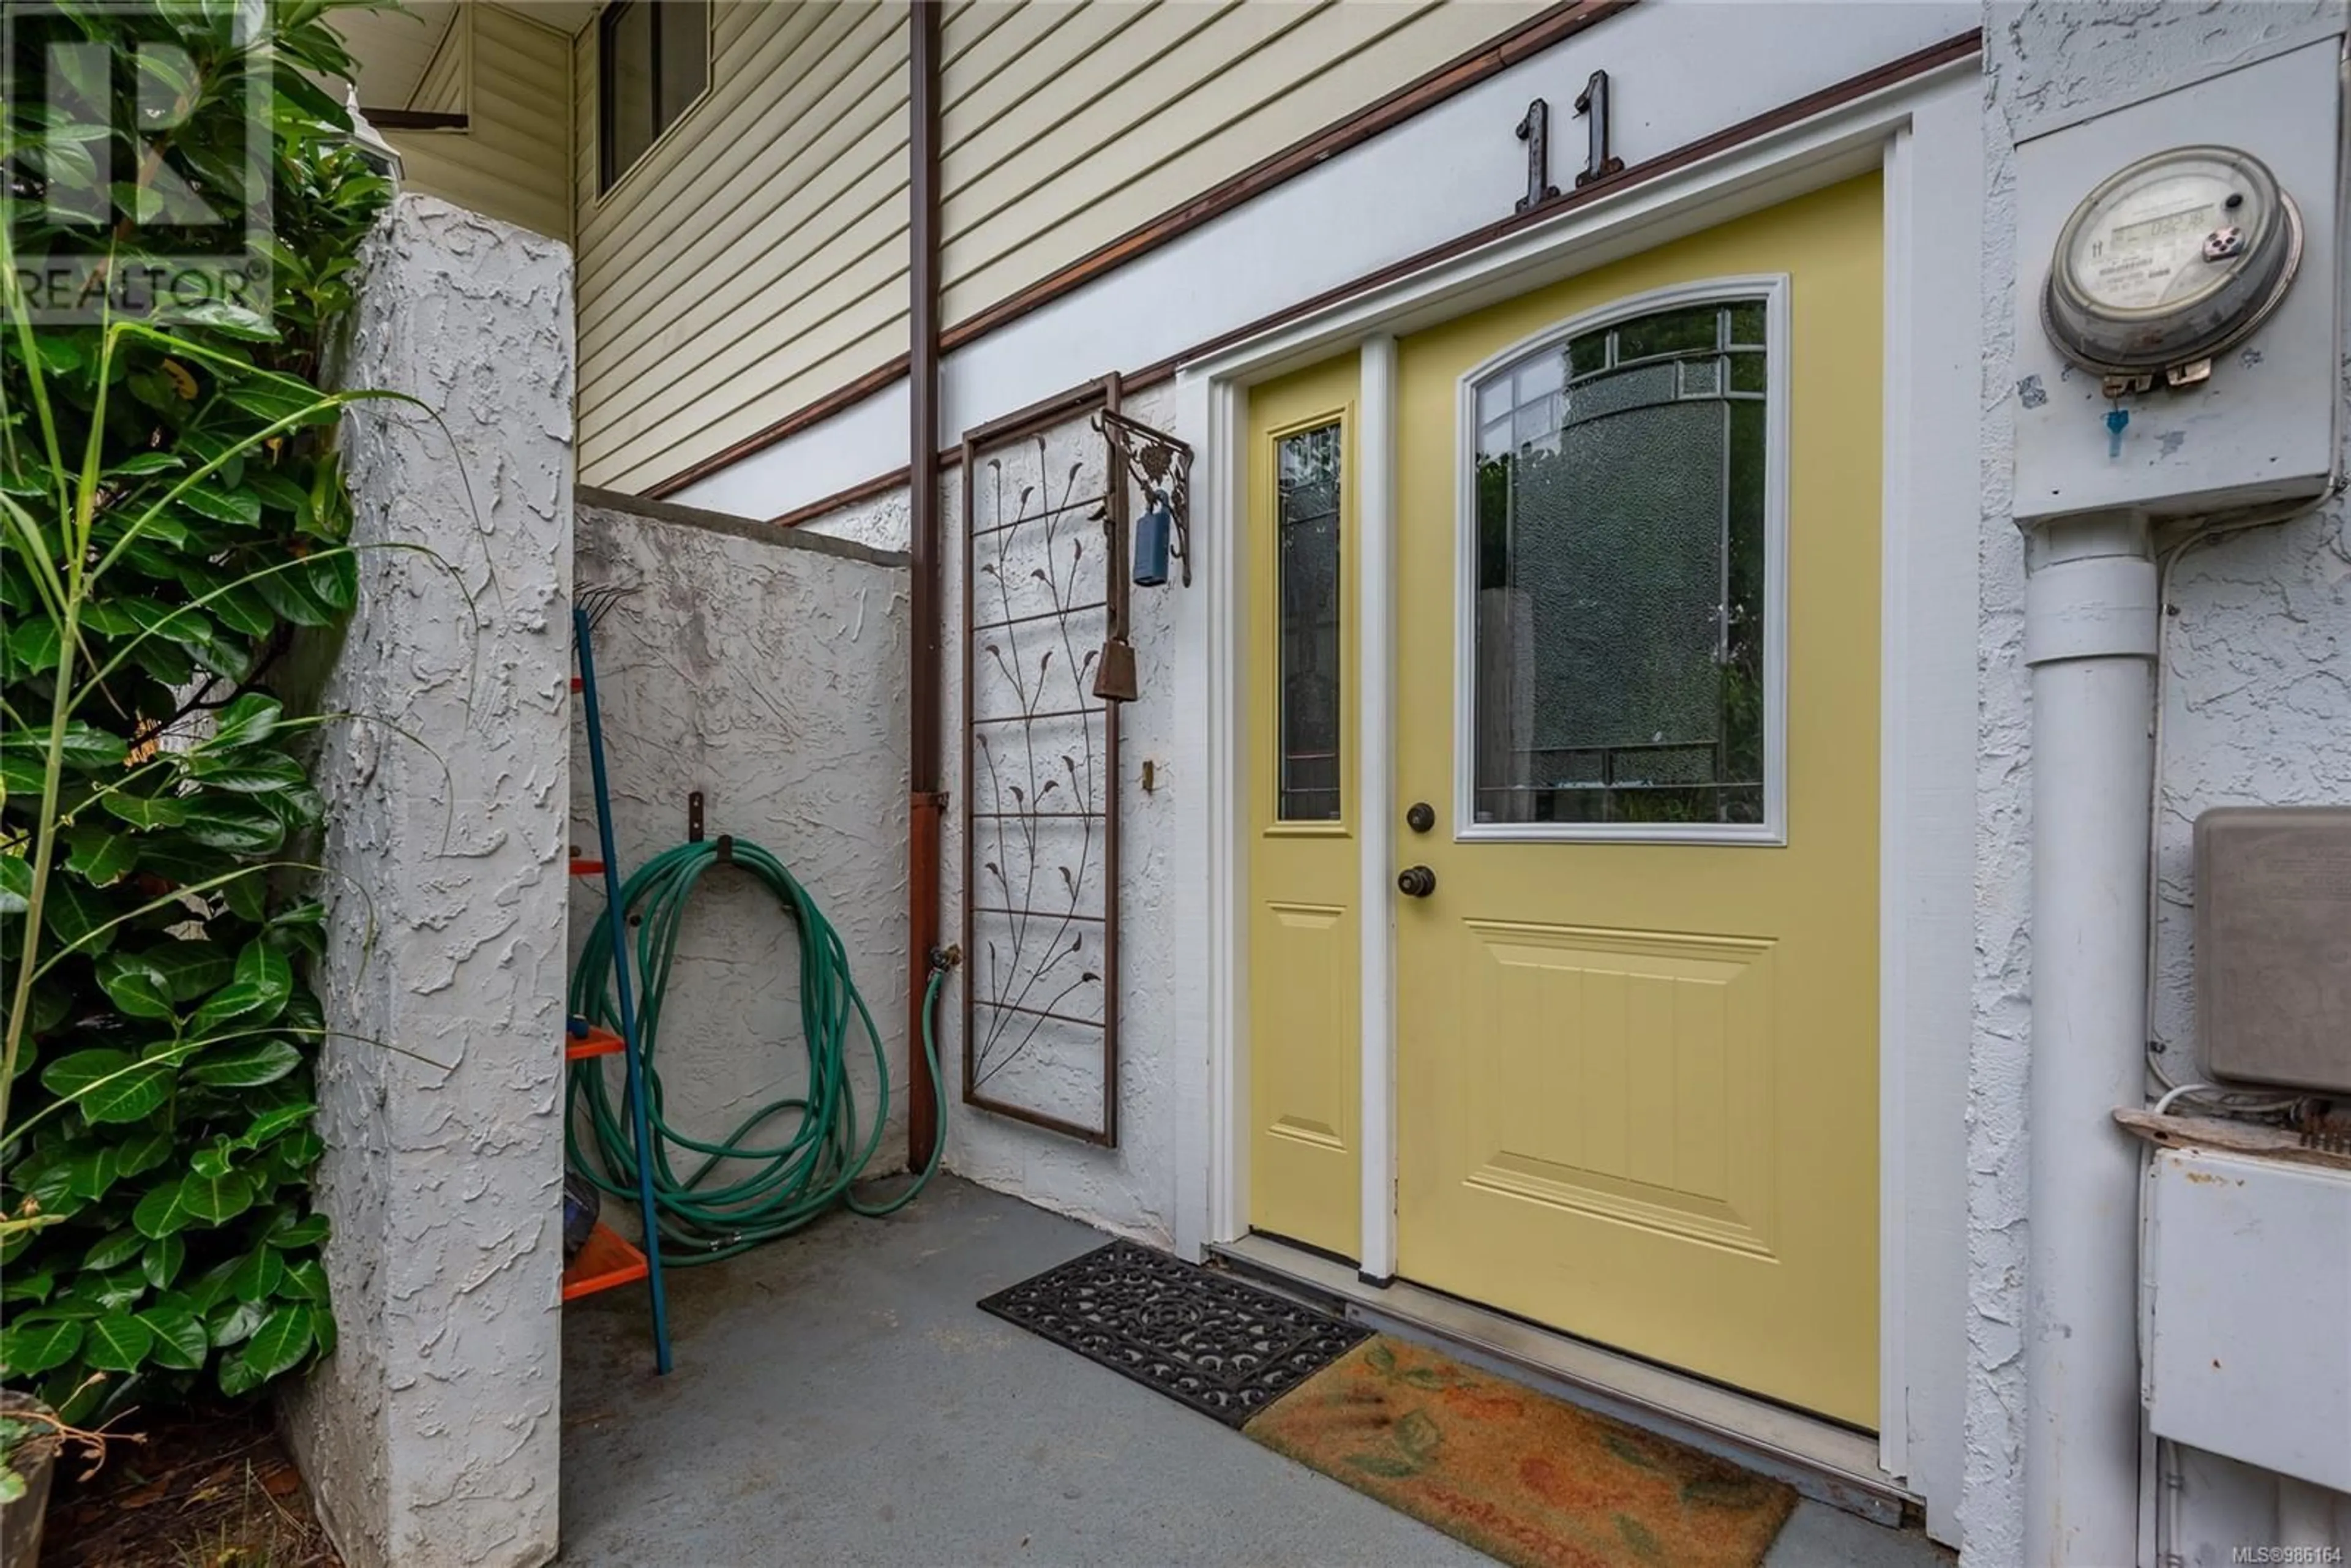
2012;37;2345;523
2195;806;2351;1094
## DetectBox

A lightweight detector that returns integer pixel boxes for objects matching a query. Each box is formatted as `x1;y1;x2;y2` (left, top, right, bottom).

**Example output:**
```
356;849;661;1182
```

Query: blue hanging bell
1133;487;1172;588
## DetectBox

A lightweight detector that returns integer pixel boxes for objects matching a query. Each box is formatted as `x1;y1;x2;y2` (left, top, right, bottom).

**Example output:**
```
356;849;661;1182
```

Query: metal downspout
2020;508;2159;1566
907;0;944;1172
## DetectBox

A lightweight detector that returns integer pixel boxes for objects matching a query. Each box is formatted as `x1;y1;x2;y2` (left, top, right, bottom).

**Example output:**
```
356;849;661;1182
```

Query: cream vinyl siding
938;0;1548;326
388;6;574;244
573;1;912;492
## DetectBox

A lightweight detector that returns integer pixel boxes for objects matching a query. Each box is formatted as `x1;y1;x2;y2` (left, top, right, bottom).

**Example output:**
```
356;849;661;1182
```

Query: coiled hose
566;837;947;1266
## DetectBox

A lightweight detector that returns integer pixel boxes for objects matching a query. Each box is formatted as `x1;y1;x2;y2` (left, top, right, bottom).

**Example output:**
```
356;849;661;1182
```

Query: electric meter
2041;144;2303;382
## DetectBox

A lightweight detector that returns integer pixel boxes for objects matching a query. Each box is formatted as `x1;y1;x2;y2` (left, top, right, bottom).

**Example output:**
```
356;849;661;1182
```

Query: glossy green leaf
190;940;293;1036
181;481;262;527
94;952;177;1019
207;692;285;749
83;1313;155;1373
42;876;116;956
241;1304;313;1382
81;1229;144;1272
190;1039;301;1087
208;1296;266;1348
147;941;236;1002
177;1169;257;1226
2;721;129;770
312;1304;339;1360
114;1128;175;1178
0;855;30;915
40;1048;173;1123
266;1214;330;1250
0;1269;54;1306
226;1245;284;1304
133;1181;193;1239
220;865;270;921
178;795;286;854
187;751;306;794
139;1307;208;1371
100;789;191;830
238;1102;317;1149
216;1348;264;1397
252;567;339;626
280;1258;330;1303
7;617;61;672
0;1320;84;1379
59;1146;120;1201
141;1234;187;1291
64;824;137;886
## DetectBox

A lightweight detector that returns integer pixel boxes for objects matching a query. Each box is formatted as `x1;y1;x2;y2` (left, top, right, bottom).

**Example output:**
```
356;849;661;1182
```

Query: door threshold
1207;1233;1918;1529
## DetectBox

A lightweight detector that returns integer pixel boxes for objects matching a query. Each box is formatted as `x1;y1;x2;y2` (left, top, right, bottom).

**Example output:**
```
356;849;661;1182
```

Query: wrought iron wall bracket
1096;407;1196;588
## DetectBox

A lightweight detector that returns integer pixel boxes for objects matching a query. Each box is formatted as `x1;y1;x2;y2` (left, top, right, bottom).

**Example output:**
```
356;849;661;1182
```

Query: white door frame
1165;60;1982;1518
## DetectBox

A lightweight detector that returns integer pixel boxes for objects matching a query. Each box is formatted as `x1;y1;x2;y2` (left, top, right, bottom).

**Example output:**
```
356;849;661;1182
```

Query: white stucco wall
567;495;914;1223
797;382;1187;1245
288;196;574;1568
1971;6;2351;1564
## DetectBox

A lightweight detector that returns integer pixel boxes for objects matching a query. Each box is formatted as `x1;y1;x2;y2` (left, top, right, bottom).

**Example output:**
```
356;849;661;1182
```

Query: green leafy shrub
2;0;392;1424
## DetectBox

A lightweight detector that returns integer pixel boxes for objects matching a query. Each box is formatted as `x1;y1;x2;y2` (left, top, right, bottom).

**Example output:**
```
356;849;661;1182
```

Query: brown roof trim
646;0;1630;500
744;23;1985;527
767;466;912;530
936;0;1635;354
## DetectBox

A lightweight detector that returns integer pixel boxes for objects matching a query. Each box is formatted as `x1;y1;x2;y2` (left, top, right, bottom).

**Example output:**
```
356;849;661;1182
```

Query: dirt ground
42;1400;339;1568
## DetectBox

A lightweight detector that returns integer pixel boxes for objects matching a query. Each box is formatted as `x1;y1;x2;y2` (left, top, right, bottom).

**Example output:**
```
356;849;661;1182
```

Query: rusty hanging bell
1092;633;1138;703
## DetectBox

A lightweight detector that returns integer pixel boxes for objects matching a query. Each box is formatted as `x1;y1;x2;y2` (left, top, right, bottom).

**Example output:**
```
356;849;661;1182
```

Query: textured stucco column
284;195;574;1568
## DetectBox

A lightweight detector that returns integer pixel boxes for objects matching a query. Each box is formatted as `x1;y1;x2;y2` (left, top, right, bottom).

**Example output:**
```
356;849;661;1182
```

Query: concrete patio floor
558;1175;1954;1567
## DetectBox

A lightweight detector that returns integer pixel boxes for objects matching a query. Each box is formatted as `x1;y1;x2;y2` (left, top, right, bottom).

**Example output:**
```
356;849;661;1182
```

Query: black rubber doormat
978;1239;1371;1428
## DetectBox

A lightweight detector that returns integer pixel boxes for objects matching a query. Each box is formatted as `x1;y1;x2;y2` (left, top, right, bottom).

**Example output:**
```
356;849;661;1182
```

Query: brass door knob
1397;865;1437;899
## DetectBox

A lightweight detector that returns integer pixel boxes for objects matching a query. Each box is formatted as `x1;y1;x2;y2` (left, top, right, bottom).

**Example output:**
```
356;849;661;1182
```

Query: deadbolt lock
1405;801;1435;833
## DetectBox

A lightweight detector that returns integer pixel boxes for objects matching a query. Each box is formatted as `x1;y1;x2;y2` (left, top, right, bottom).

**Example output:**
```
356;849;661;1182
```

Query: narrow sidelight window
1276;422;1344;822
1469;299;1771;828
599;0;710;193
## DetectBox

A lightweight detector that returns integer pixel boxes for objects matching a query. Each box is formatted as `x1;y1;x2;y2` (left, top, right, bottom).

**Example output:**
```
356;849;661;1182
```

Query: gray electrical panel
2195;806;2351;1094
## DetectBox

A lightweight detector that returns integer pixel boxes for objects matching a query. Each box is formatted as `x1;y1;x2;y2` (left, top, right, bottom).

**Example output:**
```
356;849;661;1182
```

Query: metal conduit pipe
906;0;945;1172
2020;508;2159;1566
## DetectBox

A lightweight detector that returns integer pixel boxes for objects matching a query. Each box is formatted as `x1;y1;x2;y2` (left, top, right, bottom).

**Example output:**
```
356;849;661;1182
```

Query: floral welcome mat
1244;1335;1797;1568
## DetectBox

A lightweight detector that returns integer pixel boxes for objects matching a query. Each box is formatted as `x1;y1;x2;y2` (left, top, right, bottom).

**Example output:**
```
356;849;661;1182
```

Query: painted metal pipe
2020;509;2157;1566
575;604;673;1375
905;0;944;1173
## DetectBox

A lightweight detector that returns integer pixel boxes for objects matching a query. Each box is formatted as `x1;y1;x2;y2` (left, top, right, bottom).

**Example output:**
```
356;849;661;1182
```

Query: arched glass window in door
1469;296;1773;832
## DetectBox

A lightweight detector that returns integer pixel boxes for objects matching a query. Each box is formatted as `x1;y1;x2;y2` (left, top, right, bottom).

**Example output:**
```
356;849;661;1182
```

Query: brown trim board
937;0;1635;353
645;0;1628;500
754;27;1982;532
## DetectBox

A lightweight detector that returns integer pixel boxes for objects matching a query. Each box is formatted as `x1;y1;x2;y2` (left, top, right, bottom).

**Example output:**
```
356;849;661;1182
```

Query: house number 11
1514;70;1624;216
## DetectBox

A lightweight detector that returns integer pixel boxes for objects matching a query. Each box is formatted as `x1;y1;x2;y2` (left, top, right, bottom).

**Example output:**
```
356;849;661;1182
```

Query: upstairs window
599;0;709;193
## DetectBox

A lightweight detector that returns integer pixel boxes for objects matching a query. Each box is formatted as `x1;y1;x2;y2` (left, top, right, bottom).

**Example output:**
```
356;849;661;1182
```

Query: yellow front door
1245;354;1362;1259
1392;176;1883;1424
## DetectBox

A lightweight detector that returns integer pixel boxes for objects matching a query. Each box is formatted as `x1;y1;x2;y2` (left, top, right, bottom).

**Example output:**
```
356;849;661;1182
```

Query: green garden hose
566;836;948;1266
